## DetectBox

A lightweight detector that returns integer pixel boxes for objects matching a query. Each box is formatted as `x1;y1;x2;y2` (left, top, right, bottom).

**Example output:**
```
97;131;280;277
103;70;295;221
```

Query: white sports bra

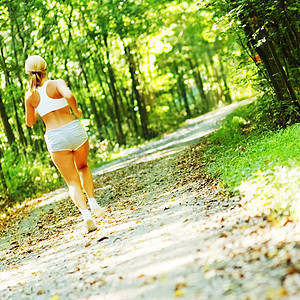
36;80;68;117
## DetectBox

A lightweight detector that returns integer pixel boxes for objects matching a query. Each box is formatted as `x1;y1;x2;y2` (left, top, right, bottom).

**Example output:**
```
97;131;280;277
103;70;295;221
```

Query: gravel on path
1;100;299;300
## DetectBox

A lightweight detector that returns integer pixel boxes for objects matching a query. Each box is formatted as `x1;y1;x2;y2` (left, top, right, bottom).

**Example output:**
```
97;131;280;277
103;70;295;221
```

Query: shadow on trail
3;99;275;300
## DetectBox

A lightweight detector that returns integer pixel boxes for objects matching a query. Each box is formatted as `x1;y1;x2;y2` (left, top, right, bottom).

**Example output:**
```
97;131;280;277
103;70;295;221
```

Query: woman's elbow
64;92;74;101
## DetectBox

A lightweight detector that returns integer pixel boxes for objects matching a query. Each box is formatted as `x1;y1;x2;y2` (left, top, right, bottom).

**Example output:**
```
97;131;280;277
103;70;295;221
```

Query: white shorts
44;120;88;152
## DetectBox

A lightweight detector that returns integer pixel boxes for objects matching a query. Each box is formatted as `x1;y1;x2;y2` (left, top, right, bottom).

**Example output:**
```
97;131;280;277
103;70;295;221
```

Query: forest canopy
0;0;299;204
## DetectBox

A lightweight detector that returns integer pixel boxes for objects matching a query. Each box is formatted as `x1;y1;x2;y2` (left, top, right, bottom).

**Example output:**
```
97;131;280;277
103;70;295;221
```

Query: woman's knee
77;163;89;172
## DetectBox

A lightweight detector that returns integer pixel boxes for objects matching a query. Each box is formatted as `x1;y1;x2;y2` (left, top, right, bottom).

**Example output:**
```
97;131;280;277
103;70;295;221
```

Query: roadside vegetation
203;102;300;221
0;0;299;215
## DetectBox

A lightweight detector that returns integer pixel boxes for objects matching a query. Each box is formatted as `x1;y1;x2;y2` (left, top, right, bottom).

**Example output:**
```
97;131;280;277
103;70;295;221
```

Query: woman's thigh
73;140;90;170
50;150;80;183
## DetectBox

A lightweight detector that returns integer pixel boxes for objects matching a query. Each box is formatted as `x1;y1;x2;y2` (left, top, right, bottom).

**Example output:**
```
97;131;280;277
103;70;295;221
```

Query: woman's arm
55;79;82;118
25;92;39;127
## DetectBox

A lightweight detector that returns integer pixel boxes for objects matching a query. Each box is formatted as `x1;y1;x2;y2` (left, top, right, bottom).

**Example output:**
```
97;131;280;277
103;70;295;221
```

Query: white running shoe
86;218;97;232
91;205;106;217
88;198;106;217
81;209;97;232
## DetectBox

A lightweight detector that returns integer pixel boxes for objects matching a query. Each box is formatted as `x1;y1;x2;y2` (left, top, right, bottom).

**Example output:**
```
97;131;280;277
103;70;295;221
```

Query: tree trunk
244;22;298;108
76;49;104;135
0;90;16;145
119;83;136;138
188;57;209;113
173;62;191;118
124;44;150;139
92;58;115;141
236;1;300;123
170;87;181;114
219;59;232;104
206;49;223;106
0;148;9;199
8;3;24;90
103;34;126;145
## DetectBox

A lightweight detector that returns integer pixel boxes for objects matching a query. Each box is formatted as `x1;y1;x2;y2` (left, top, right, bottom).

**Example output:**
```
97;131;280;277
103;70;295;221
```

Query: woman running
24;55;104;232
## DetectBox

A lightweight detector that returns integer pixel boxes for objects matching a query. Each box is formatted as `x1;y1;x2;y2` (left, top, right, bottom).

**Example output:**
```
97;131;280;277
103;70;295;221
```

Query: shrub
204;102;300;220
0;149;63;207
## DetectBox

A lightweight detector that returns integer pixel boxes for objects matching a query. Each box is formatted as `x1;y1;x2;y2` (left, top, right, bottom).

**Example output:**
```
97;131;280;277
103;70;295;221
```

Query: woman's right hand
74;108;83;118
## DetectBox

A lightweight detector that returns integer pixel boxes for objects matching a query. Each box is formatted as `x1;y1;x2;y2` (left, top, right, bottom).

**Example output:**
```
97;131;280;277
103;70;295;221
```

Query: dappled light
239;165;300;220
1;158;299;298
93;100;252;177
1;102;300;298
0;0;299;298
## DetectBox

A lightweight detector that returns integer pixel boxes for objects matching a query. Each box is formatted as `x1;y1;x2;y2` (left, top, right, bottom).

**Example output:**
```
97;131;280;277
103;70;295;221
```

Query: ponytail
30;71;43;91
25;55;47;92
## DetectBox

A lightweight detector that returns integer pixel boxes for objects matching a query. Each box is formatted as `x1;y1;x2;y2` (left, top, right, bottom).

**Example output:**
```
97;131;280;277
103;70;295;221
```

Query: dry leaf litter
0;100;299;300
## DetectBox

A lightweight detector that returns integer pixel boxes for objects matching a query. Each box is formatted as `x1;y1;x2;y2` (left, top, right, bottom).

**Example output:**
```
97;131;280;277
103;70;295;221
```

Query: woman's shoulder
49;78;65;83
25;89;38;100
55;78;67;86
48;78;66;87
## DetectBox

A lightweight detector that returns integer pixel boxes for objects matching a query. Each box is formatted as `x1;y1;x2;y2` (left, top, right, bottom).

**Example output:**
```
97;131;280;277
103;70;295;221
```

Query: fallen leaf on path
175;282;187;290
204;265;210;272
100;265;108;269
219;232;228;238
174;289;184;297
85;277;106;286
98;236;109;242
266;288;288;298
67;267;80;274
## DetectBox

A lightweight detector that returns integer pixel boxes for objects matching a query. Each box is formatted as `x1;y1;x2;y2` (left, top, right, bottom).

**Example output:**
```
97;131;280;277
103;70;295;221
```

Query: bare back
25;79;81;131
40;80;75;132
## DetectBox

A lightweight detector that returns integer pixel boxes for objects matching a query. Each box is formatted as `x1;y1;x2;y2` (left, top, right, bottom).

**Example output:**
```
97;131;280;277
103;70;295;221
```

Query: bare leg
50;150;97;232
73;140;94;198
73;140;105;216
50;150;87;210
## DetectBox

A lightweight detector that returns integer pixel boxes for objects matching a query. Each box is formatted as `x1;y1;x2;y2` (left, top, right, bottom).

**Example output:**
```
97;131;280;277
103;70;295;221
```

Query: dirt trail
1;100;300;300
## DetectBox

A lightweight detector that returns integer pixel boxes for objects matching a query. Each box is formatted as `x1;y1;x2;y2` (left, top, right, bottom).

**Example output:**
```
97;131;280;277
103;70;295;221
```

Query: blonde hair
25;55;47;91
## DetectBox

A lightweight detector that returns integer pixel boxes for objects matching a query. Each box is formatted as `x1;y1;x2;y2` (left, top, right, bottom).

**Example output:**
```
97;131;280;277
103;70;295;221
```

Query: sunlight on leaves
238;166;300;220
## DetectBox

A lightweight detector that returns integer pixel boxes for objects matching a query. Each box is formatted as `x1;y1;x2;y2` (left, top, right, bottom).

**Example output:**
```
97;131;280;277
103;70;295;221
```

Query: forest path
1;99;300;300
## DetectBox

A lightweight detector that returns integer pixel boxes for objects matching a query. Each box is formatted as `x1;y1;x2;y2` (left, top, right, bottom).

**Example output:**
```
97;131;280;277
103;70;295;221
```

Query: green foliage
209;0;300;127
2;0;243;208
239;165;300;220
0;149;63;205
204;104;300;219
147;103;187;136
209;115;249;148
255;93;300;130
2;0;299;209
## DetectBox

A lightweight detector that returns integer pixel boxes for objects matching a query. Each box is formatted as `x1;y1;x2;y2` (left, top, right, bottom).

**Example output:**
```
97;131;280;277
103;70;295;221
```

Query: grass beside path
1;101;300;300
203;103;300;221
